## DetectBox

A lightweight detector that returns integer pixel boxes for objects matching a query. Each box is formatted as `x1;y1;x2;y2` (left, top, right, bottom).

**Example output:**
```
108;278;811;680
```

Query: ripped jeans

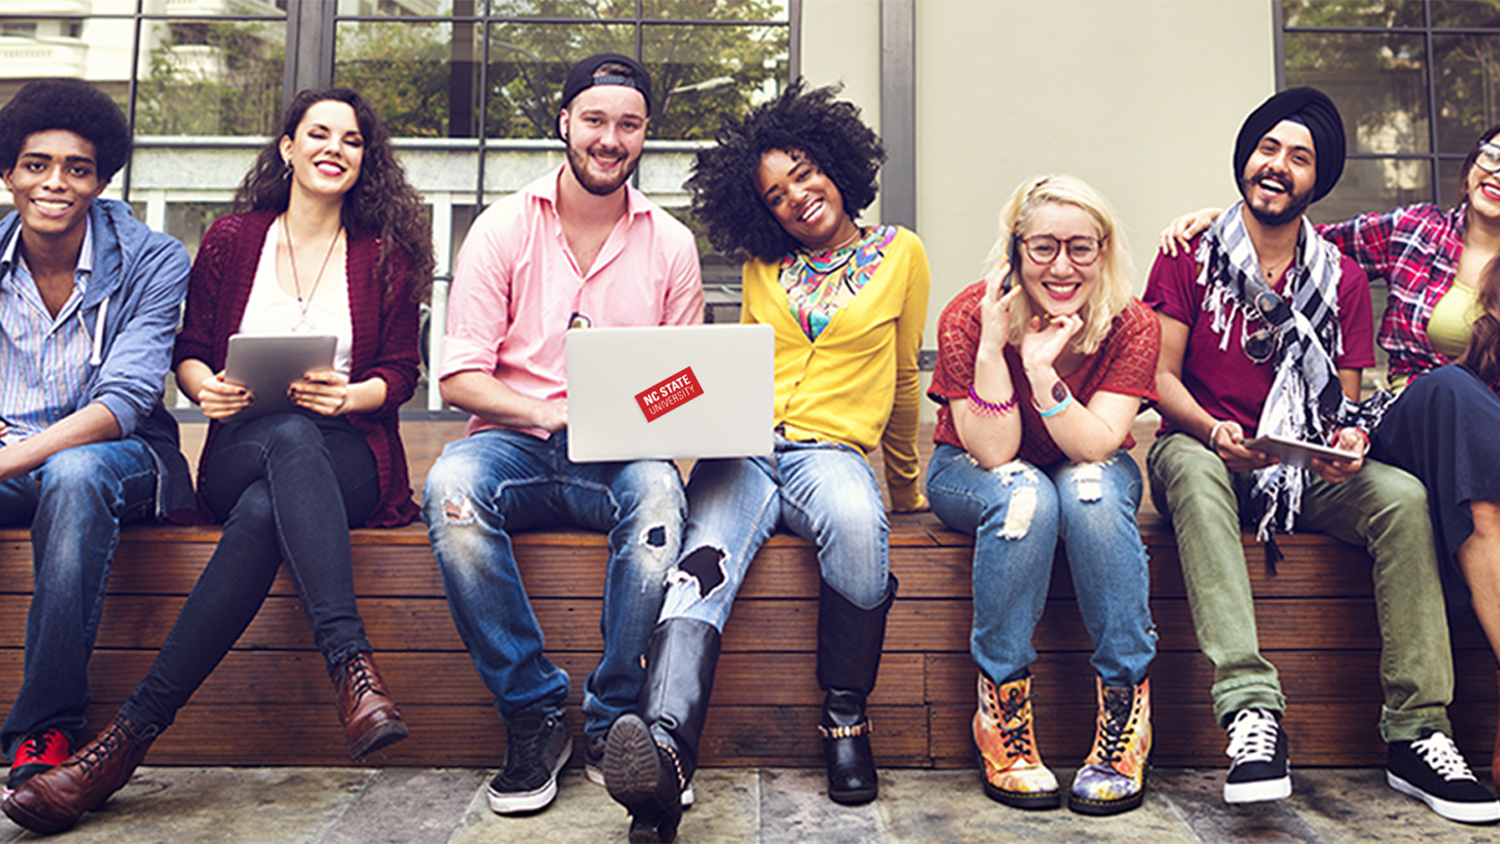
926;444;1155;688
423;428;684;738
659;435;890;630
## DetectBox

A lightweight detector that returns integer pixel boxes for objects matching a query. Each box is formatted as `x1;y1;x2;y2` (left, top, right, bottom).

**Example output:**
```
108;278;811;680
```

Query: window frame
1275;0;1500;208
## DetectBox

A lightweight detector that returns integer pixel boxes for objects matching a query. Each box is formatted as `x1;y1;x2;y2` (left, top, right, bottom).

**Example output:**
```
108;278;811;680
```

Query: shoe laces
14;729;64;765
995;685;1036;758
1225;709;1279;765
71;723;129;780
1409;731;1478;783
1093;687;1136;764
504;711;556;774
341;655;387;705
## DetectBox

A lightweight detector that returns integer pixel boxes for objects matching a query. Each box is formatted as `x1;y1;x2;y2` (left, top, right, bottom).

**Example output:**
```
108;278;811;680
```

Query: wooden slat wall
0;517;1494;770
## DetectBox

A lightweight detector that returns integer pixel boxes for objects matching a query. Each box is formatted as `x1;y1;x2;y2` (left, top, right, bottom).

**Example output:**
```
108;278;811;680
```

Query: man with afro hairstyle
0;78;193;801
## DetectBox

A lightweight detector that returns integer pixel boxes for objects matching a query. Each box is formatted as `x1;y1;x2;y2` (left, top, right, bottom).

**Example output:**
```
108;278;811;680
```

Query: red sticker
634;366;704;422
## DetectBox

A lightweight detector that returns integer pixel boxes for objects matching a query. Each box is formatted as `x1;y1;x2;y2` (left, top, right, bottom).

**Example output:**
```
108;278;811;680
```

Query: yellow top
1390;282;1480;392
741;226;931;511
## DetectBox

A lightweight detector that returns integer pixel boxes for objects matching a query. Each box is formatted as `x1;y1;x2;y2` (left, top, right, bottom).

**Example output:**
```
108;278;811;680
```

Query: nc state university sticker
635;367;704;422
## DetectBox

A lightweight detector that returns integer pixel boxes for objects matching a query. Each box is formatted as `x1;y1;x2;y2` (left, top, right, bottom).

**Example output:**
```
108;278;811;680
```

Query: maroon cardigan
174;211;421;527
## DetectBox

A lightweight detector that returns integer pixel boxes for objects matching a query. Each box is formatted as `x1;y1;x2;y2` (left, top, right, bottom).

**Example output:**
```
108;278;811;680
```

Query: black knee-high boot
817;575;898;805
604;617;720;844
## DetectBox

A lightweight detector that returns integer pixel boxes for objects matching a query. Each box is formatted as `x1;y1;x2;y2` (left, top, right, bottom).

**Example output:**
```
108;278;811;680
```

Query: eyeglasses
1017;234;1107;267
1476;142;1500;176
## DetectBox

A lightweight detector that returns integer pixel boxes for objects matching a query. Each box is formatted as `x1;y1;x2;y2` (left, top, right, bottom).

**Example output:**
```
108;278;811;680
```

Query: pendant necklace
281;213;342;333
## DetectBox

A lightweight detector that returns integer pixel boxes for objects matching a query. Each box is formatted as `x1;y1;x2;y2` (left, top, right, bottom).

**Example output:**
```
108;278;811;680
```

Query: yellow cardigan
741;225;930;511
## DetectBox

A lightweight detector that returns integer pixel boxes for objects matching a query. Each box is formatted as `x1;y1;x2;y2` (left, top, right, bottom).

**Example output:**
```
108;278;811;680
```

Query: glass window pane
484;21;634;139
643;0;789;21
83;1;140;13
1285;31;1429;156
1437;156;1468;208
1433;33;1500;154
336;0;464;17
1310;157;1433;231
0;16;135;110
156;1;285;17
643;24;788;139
1281;1;1424;29
336;21;479;139
166;201;235;261
1432;1;1500;29
133;18;286;136
487;1;636;19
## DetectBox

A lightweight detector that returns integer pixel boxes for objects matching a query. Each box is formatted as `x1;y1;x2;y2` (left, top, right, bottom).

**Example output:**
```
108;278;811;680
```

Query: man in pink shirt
423;54;703;816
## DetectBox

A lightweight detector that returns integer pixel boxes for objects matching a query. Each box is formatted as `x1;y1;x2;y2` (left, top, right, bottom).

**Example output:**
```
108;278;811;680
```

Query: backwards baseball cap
561;53;653;118
1234;86;1346;204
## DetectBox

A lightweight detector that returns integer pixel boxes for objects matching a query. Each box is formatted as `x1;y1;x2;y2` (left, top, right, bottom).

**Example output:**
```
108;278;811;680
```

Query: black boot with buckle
817;575;898;805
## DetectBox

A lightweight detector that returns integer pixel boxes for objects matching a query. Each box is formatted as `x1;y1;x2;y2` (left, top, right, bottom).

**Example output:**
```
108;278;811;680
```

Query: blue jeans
119;413;380;734
0;438;158;758
659;436;890;630
926;445;1156;688
423;428;684;738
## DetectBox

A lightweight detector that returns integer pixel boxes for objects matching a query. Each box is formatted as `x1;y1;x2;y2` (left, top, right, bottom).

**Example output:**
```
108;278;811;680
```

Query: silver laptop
565;324;774;462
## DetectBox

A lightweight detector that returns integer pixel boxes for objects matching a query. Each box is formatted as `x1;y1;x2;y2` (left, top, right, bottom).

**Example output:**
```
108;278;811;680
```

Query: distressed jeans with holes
926;445;1156;688
0;439;158;759
422;427;684;738
659;435;890;631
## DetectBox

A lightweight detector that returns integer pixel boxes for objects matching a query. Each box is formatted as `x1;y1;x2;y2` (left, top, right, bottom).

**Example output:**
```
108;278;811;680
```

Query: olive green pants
1147;432;1453;743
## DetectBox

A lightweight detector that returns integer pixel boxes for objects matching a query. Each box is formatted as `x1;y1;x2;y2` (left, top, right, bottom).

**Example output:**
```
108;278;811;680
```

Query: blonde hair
980;174;1134;355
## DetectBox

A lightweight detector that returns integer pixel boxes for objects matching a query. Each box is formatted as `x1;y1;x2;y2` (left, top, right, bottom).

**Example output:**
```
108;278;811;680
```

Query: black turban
1234;87;1345;204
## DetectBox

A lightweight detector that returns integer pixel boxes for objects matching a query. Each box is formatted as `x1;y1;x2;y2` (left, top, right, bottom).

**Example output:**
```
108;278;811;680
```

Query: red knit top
929;282;1160;467
174;211;421;527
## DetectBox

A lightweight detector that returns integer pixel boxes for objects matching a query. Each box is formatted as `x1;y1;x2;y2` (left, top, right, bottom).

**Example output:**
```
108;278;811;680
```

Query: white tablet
1242;434;1359;469
221;333;337;422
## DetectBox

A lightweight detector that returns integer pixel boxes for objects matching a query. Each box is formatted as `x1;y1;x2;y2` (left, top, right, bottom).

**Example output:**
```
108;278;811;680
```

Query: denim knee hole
441;494;476;524
1071;462;1105;503
665;545;728;601
981;461;1041;540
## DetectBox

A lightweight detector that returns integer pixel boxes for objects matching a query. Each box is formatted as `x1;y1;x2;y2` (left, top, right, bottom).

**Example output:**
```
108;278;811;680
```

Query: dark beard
1240;174;1313;227
565;135;639;196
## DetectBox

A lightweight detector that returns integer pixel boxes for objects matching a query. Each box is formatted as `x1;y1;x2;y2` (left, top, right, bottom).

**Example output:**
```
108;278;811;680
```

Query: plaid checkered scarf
1196;203;1392;538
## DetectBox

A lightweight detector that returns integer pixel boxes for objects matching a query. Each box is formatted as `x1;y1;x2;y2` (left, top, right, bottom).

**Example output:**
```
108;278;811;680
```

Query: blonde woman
927;175;1158;815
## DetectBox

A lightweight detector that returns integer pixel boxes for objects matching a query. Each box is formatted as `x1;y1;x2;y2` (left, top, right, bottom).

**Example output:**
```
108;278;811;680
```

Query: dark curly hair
0;78;131;183
686;80;885;262
234;87;434;302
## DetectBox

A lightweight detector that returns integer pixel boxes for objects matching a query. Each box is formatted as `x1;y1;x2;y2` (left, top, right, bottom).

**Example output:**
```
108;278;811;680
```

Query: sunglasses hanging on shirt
1242;290;1292;365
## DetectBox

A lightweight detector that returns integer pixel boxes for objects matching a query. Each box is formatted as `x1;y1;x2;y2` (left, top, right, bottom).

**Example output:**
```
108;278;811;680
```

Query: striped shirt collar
2;212;94;285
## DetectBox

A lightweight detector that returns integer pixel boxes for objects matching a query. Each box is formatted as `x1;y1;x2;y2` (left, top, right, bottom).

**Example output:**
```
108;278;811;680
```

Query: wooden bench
1;509;1494;770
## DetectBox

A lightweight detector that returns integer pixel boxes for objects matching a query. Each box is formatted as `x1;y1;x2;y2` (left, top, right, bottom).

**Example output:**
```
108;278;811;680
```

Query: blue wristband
1036;385;1073;418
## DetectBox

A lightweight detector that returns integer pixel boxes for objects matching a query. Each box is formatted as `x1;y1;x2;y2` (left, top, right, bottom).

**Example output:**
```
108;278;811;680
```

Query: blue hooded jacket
0;197;195;518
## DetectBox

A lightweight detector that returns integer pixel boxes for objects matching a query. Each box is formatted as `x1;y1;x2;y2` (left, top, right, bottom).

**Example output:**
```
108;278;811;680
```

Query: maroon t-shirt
929;280;1161;467
1142;235;1375;435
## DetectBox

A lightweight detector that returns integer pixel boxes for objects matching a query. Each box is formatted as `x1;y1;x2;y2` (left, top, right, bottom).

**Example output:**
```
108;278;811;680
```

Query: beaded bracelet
967;384;1018;417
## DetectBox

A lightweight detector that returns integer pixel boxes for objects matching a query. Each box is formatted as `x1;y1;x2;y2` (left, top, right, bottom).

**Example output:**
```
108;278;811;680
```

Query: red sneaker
5;729;71;797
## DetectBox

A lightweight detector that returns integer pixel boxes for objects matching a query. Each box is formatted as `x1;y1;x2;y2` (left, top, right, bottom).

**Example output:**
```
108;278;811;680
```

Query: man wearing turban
1141;88;1500;823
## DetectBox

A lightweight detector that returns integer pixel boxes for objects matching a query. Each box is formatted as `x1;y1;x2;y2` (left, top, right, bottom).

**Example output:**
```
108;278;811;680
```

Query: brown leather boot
335;651;409;759
2;715;155;835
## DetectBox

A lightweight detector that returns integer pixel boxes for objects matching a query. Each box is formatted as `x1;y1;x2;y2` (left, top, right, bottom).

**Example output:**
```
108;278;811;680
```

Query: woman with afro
601;81;930;843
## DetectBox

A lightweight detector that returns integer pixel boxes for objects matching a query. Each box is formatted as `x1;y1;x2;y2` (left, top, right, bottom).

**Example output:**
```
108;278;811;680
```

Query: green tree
134;20;283;136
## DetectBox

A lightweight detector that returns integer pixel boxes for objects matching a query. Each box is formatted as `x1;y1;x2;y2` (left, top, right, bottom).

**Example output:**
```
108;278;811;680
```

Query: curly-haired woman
600;81;929;843
3;88;433;836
